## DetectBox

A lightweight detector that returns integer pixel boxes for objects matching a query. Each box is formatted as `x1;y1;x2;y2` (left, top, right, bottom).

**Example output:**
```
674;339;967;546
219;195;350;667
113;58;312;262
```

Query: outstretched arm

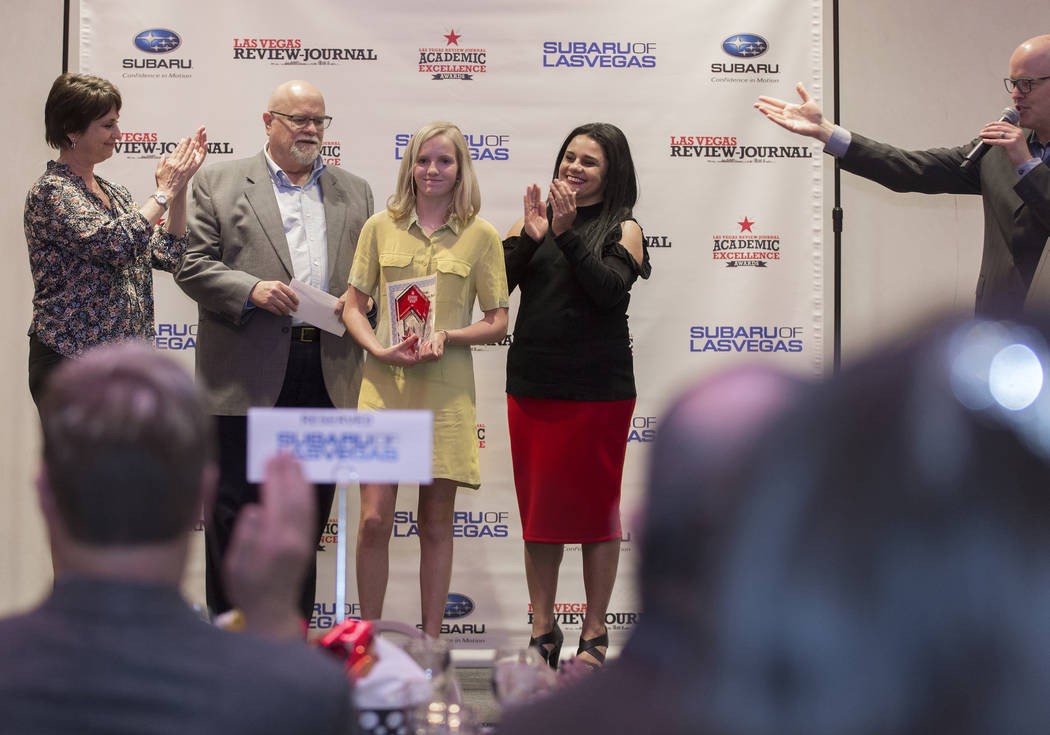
755;82;835;144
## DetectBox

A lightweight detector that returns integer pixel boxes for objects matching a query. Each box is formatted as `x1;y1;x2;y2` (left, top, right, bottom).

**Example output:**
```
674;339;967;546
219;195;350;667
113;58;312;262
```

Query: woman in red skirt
503;123;650;670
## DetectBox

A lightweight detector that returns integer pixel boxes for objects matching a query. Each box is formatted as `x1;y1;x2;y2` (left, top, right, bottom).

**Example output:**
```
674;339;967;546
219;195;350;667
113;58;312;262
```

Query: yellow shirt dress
348;210;509;488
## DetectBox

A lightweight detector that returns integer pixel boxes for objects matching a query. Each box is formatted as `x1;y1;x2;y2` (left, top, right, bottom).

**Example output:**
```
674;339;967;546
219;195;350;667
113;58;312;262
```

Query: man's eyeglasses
268;110;333;129
1003;76;1050;95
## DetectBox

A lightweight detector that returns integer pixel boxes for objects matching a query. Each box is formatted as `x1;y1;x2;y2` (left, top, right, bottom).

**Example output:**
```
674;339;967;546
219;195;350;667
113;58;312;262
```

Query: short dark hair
709;317;1050;735
44;72;122;150
39;342;214;545
642;367;801;618
551;122;639;253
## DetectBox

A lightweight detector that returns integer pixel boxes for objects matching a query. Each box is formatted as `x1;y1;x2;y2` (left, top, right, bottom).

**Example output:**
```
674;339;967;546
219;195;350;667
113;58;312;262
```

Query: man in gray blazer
754;34;1050;318
176;79;374;622
0;343;352;734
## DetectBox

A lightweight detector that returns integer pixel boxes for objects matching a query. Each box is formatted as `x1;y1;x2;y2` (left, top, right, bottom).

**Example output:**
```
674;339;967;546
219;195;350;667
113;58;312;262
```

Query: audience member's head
640;365;803;630
37;342;214;574
710;318;1050;735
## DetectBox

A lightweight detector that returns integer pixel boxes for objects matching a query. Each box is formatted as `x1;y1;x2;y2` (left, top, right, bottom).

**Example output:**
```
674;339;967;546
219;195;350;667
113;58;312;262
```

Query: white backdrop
72;0;824;651
6;0;1041;656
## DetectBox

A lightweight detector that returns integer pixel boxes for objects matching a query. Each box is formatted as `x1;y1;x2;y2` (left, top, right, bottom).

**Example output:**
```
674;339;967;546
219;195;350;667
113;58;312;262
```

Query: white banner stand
247;408;433;622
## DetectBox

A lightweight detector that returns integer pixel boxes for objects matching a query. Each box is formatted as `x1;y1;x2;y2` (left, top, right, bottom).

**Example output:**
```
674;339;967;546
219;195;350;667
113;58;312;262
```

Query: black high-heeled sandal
576;629;608;671
528;622;564;670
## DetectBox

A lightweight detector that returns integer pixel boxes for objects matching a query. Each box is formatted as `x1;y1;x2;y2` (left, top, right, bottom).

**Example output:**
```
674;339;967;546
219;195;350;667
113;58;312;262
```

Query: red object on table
316;619;378;681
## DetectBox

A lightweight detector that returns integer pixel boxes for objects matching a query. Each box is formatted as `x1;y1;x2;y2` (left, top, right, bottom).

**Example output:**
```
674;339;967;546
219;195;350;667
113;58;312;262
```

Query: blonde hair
387;121;481;228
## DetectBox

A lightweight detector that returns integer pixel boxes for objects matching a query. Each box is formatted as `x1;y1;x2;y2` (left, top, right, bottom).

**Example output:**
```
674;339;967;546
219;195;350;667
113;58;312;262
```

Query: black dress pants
205;336;336;622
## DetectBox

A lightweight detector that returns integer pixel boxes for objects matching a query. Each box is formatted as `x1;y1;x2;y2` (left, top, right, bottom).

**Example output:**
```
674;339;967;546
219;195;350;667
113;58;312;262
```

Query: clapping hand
548;178;577;236
154;126;208;197
522;183;548;241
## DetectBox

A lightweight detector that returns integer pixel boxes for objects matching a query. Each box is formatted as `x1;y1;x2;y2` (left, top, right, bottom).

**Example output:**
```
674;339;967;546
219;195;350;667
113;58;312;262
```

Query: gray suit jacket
841;132;1050;318
176;152;374;414
0;577;352;735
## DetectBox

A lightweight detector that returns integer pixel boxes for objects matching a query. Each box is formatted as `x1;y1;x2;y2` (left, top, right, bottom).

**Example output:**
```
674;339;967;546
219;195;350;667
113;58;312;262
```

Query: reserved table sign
246;408;433;484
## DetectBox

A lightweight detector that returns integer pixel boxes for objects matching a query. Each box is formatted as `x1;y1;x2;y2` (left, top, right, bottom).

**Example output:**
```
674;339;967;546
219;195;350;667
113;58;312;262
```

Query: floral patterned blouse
25;161;187;357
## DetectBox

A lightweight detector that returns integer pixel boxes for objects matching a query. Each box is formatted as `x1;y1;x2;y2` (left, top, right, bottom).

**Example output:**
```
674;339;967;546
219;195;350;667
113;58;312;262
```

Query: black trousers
28;335;69;408
206;337;336;622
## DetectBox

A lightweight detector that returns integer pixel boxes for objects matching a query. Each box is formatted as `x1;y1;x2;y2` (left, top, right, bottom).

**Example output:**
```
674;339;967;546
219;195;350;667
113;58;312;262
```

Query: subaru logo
134;29;181;54
722;34;768;58
444;593;475;619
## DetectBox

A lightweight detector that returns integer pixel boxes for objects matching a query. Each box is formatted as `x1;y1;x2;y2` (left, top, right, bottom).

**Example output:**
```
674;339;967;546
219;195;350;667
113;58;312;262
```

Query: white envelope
290;278;347;336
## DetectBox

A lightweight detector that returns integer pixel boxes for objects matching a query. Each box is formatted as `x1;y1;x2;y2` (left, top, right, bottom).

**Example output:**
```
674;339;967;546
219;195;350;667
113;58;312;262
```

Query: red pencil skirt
507;394;635;543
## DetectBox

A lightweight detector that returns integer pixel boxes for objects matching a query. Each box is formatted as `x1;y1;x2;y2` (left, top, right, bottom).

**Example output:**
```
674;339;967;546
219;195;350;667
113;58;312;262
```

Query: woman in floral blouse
25;72;207;405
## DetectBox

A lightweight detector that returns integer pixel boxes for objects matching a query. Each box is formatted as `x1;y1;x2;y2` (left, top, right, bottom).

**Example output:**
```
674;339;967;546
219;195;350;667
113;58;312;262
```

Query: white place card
246;408;433;484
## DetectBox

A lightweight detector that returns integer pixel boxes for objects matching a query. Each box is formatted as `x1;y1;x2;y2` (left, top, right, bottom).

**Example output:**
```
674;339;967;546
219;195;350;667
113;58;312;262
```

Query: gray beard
288;141;320;166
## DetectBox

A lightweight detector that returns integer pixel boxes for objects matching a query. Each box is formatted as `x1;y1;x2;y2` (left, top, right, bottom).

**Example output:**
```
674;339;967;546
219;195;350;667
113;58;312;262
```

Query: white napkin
353;635;433;710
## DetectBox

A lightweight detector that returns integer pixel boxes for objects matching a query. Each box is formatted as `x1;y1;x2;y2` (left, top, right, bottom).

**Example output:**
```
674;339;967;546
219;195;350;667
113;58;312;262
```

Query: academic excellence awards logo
232;36;377;65
418;28;488;80
320;140;342;167
711;216;782;268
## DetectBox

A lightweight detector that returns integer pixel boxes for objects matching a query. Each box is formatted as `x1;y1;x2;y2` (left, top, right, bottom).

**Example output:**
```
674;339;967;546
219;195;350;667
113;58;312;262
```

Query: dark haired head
44;72;122;150
710;317;1050;735
641;366;802;631
39;342;214;545
552;122;638;253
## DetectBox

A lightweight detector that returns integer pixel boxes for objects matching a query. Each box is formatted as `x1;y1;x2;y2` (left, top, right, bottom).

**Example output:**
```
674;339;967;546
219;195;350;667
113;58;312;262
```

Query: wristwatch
150;191;169;209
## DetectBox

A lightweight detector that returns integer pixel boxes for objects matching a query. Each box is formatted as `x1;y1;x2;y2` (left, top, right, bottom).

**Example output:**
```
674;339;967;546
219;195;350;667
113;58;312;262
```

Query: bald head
1009;35;1050;141
267;79;323;111
1013;35;1050;63
263;79;327;176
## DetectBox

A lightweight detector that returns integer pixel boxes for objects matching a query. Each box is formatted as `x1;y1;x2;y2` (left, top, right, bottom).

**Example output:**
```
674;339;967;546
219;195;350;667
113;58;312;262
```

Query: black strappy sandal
528;622;564;670
576;629;608;671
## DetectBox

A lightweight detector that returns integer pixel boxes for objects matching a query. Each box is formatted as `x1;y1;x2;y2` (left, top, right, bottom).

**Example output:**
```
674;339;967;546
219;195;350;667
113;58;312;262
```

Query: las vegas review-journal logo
712;216;781;268
710;32;780;82
668;134;812;163
123;28;192;77
541;40;656;69
118;133;234;160
418;28;488;80
643;233;671;250
232;36;377;65
393;132;509;162
529;603;639;631
690;325;804;354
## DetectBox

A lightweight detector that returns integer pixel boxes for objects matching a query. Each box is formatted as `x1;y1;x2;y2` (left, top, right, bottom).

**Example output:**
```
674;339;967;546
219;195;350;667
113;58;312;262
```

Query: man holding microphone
755;34;1050;317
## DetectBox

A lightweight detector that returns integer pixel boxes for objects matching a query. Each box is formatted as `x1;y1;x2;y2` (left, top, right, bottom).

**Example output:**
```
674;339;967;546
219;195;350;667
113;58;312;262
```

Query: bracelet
437;329;449;343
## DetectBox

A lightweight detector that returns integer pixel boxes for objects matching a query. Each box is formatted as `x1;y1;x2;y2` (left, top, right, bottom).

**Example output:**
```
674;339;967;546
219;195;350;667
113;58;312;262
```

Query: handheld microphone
960;107;1020;170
